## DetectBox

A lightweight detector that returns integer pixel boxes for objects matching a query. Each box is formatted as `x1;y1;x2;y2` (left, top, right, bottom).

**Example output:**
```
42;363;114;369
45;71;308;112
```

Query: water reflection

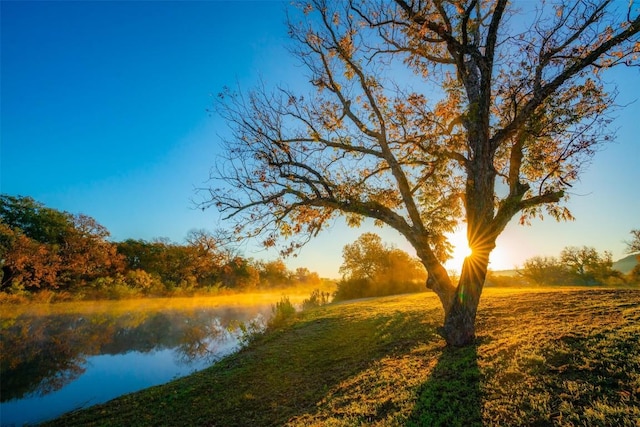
0;305;268;425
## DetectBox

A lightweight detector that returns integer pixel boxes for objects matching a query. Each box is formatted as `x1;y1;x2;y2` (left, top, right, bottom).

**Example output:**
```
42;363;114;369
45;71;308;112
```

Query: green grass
43;288;640;426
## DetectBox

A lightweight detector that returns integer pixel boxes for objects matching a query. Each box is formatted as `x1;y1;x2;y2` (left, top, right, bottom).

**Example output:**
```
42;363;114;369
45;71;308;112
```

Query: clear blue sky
2;1;639;278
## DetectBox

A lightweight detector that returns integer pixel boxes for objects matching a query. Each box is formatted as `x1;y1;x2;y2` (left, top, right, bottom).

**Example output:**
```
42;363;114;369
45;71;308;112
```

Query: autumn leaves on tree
203;0;640;345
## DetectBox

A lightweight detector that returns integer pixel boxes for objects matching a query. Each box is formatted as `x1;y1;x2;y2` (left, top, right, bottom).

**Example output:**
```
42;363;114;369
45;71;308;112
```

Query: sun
444;229;513;273
444;229;472;272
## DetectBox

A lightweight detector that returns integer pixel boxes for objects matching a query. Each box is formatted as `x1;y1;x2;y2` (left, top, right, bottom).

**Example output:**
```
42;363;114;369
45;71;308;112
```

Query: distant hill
490;269;518;277
613;253;639;274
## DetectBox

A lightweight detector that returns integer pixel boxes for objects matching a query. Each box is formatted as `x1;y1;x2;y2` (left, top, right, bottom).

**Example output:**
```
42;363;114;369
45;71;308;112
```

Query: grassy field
44;287;640;426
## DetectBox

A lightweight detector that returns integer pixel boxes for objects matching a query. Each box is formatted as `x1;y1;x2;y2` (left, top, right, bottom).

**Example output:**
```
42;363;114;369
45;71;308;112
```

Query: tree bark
442;298;477;347
441;253;489;346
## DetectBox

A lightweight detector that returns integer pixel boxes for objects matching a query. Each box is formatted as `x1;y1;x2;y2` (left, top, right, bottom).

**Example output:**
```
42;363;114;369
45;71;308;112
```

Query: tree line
1;194;637;303
517;235;640;287
0;195;322;300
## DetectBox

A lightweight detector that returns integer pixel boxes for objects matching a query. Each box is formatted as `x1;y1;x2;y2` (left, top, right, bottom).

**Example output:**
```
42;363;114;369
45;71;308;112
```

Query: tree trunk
442;297;477;347
441;254;489;347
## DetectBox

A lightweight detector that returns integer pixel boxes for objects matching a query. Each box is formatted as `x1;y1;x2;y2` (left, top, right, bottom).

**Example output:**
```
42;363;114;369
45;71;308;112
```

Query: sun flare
445;230;473;272
444;229;512;273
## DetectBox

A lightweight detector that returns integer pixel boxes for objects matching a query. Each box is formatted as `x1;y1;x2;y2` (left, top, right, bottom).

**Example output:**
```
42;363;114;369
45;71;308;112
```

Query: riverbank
44;288;640;426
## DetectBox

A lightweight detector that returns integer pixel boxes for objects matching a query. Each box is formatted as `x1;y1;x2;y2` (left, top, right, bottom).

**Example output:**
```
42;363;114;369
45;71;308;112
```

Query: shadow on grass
408;343;482;427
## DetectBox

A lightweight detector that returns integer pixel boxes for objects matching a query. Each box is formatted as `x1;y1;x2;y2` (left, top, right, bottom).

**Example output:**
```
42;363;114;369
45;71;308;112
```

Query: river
0;295;285;426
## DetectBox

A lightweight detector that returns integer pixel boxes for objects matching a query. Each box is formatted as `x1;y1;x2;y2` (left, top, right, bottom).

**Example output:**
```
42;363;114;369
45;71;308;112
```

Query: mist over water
0;301;273;426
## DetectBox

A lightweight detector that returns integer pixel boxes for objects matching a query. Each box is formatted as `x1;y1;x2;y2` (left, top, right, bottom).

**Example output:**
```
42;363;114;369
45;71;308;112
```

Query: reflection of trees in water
0;306;267;402
0;316;100;402
176;318;229;365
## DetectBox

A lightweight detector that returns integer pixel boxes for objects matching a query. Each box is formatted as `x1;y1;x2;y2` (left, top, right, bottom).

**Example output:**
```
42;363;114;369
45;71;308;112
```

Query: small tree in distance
202;1;640;346
560;246;619;286
335;233;426;300
627;229;640;283
519;246;622;286
518;255;570;286
628;229;640;253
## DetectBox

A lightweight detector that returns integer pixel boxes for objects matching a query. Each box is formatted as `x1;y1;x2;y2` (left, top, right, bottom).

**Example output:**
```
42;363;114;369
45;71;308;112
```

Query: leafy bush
0;291;28;305
5;281;30;297
268;296;297;329
334;276;424;301
333;278;373;301
124;269;154;290
233;316;267;347
301;289;331;310
628;264;640;284
106;284;140;300
30;289;57;304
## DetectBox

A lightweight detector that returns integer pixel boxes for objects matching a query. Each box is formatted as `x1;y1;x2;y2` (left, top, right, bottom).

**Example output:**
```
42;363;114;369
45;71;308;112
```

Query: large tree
202;0;640;346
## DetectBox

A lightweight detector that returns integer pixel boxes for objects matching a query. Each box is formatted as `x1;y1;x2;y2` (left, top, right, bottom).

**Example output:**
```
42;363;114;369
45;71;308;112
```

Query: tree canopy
335;232;427;300
203;0;640;345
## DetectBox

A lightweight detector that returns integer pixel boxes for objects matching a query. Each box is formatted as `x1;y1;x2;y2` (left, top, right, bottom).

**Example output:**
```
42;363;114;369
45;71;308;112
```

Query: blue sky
2;1;639;278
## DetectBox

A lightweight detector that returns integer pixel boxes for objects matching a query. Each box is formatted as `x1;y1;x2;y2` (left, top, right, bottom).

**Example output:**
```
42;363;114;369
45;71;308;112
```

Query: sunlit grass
43;288;640;426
